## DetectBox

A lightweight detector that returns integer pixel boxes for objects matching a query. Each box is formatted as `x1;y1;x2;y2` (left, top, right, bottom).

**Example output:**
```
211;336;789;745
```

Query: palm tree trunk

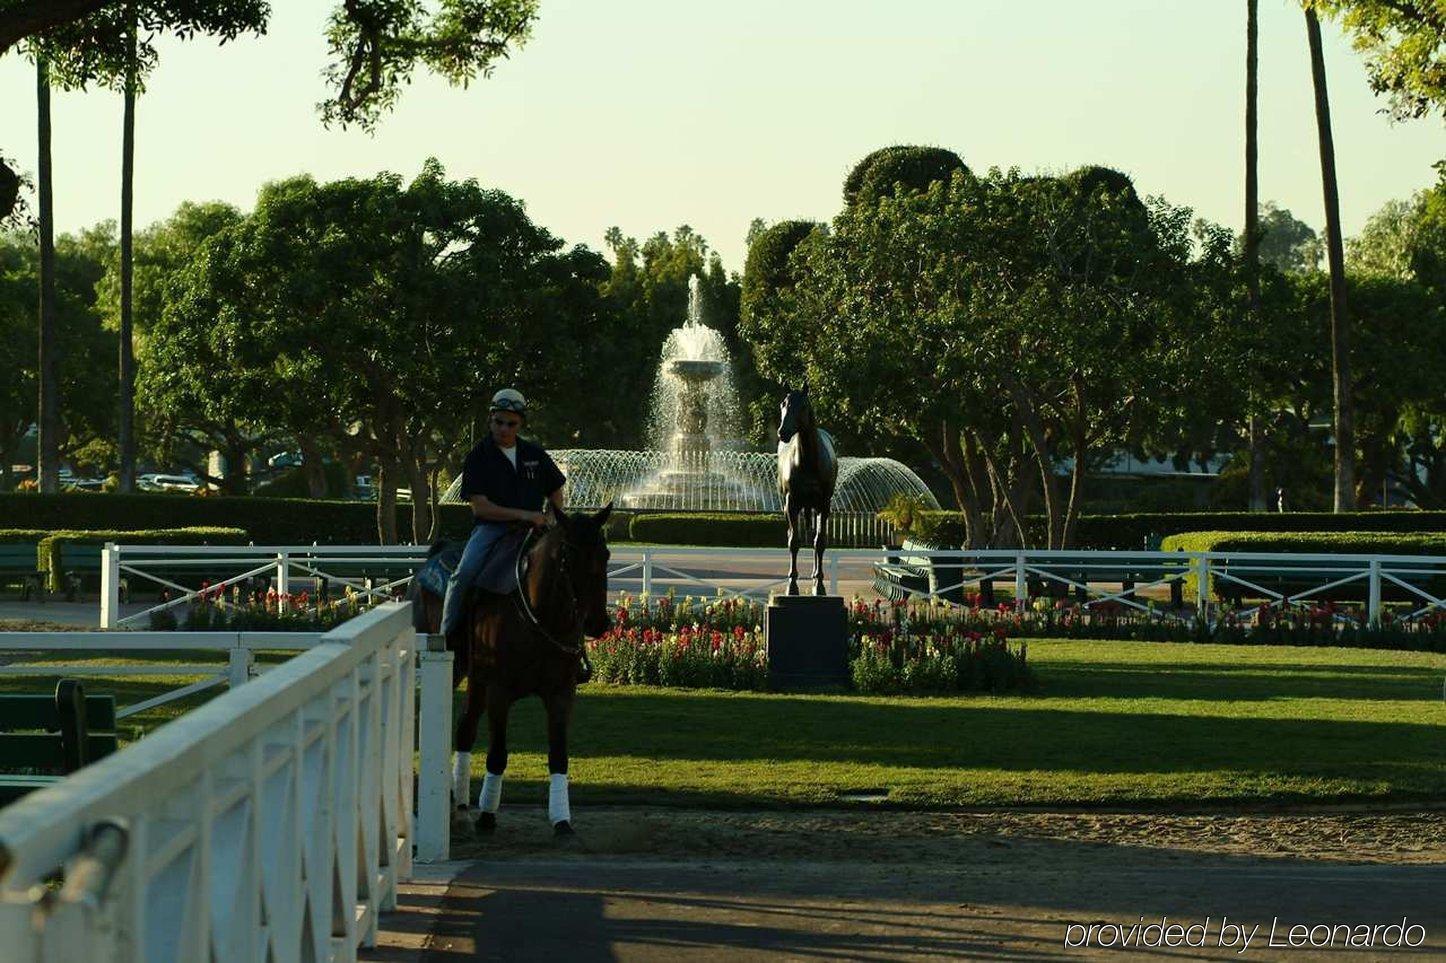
1245;0;1267;511
1305;7;1355;512
36;55;60;494
118;12;137;493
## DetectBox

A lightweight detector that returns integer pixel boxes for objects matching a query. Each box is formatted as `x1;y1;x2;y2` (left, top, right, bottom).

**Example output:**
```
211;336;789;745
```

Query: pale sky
0;0;1441;270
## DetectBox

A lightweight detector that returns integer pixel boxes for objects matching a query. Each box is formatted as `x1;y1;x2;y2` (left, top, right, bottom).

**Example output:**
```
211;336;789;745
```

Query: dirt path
365;807;1446;961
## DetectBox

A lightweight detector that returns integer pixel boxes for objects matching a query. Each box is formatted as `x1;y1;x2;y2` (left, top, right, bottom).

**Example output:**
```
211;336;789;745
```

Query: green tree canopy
1310;0;1446;120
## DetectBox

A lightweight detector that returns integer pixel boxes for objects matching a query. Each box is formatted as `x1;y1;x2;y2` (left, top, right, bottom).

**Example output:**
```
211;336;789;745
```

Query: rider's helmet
489;388;528;418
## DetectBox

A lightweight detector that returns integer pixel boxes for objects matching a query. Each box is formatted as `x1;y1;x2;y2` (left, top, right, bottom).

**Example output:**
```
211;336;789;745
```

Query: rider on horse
440;387;567;642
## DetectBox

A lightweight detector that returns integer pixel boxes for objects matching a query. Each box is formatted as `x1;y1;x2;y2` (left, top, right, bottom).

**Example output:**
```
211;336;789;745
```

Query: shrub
40;527;249;591
0;492;475;545
629;513;786;547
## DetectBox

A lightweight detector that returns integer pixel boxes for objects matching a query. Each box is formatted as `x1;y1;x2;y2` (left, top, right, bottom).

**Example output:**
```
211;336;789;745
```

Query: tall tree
35;55;59;493
1245;0;1267;510
117;4;137;492
1306;6;1356;511
1;1;540;223
1308;0;1446;120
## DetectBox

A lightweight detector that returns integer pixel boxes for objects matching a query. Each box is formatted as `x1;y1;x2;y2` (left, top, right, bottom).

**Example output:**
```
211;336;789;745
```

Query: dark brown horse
412;503;612;836
778;386;838;595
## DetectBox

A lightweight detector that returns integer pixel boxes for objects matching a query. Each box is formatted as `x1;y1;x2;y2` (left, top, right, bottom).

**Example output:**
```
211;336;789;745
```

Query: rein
513;527;587;659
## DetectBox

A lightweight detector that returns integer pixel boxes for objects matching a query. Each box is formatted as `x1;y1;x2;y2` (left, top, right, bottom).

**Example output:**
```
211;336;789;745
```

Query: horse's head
550;501;614;638
778;385;812;443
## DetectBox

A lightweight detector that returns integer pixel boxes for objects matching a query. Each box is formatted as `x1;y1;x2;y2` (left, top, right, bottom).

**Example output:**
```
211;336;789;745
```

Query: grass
2;634;1443;809
471;640;1446;809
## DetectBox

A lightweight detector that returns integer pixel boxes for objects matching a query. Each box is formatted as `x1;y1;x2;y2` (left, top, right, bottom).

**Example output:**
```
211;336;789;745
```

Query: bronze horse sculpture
778;386;838;595
411;503;612;836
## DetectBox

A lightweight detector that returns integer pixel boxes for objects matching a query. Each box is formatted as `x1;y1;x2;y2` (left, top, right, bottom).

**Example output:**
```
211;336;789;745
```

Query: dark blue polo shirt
460;436;565;521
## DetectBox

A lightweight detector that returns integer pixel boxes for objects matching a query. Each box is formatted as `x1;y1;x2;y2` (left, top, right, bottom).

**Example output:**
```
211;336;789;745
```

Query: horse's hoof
553;820;575;837
577;663;593;685
476;811;497;834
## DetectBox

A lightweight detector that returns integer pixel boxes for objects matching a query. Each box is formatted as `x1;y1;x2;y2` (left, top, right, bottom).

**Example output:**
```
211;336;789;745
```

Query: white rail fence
103;542;1446;627
0;603;456;963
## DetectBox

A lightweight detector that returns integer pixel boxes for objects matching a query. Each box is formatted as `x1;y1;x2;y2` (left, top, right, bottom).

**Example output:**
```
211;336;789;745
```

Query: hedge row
921;510;1446;550
1159;530;1446;556
628;513;786;547
1160;530;1446;602
0;492;476;545
39;527;250;590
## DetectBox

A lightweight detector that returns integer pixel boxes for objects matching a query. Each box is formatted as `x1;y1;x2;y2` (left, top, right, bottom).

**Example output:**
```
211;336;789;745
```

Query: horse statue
777;386;838;595
410;503;612;837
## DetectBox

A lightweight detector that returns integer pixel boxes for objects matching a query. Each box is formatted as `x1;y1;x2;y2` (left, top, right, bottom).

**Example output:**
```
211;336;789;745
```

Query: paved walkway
363;808;1446;961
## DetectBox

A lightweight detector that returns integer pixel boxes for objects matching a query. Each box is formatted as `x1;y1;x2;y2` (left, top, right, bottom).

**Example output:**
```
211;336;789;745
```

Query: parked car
267;451;303;470
138;473;201;493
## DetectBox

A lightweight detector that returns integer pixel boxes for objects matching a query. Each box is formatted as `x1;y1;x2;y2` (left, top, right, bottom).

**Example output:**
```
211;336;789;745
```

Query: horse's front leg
786;505;801;595
452;676;487;811
544;688;577;836
475;681;511;834
812;508;829;596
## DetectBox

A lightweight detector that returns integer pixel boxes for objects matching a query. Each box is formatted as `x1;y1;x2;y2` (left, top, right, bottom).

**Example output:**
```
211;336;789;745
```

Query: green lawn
3;637;1444;808
480;640;1446;808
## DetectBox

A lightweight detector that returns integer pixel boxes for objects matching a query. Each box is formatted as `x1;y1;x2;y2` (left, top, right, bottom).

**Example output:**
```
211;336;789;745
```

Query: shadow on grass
475;689;1446;792
1036;659;1446;701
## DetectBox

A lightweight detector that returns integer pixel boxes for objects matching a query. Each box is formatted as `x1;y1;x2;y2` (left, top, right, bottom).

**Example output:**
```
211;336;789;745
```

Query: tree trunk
376;455;399;544
36;56;60;494
1305;7;1355;513
296;436;328;497
1245;0;1268;512
1011;387;1061;549
408;448;435;545
117;20;137;493
223;436;249;496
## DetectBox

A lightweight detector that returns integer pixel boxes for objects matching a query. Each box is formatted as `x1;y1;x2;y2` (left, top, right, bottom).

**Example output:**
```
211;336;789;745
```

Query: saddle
415;527;530;600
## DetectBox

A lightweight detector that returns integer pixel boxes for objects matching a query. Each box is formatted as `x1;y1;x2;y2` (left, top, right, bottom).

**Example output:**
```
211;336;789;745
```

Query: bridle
512;526;590;660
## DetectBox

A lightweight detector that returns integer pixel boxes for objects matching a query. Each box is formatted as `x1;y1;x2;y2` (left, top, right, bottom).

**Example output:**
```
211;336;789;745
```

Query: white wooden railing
99;543;1446;629
0;602;455;962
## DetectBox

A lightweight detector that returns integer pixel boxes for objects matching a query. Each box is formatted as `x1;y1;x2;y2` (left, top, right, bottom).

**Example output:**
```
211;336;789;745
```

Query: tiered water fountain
442;275;939;525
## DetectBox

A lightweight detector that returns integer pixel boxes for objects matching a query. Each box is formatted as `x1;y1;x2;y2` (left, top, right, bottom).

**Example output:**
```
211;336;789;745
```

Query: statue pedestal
766;594;849;691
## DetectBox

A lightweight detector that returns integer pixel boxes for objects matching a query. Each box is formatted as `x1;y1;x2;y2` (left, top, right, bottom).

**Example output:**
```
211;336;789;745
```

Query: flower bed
589;593;1033;695
148;581;385;632
982;594;1446;652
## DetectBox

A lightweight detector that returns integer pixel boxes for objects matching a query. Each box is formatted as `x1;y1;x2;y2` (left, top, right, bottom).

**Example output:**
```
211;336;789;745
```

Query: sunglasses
491;398;527;414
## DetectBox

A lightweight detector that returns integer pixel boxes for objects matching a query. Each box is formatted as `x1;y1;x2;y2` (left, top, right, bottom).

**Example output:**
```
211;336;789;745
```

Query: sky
0;0;1442;271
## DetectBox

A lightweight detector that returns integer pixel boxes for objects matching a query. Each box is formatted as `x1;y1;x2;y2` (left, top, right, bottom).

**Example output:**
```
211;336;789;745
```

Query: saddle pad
415;528;528;598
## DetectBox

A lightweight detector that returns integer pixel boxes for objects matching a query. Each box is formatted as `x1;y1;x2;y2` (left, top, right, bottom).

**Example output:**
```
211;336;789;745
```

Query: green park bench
0;681;118;807
0;543;44;601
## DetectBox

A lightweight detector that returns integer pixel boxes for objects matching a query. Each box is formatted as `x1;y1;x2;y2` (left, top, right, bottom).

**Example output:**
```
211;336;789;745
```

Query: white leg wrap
451;752;471;807
478;770;503;813
548;772;571;826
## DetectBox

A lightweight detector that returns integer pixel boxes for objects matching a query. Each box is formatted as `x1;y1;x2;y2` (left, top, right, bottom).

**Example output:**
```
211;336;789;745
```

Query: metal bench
0;543;43;601
0;681;118;806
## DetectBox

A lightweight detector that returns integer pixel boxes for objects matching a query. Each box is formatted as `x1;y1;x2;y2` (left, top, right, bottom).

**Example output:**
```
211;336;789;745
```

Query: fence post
276;552;290;613
227;644;253;688
100;543;121;629
1368;558;1382;626
1194;554;1211;618
641;549;653;597
415;635;453;863
828;554;840;596
1014;552;1027;610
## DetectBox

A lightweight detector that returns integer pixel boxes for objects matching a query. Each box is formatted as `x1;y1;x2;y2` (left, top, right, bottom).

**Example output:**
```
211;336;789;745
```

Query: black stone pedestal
766;594;848;690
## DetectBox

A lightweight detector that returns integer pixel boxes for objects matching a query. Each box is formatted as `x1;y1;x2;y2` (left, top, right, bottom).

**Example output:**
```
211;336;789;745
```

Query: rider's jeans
440;521;509;635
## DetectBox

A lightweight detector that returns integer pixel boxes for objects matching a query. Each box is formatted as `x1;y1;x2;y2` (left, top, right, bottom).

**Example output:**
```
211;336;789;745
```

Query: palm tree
36;54;59;494
1305;5;1355;511
118;7;137;493
1245;0;1266;511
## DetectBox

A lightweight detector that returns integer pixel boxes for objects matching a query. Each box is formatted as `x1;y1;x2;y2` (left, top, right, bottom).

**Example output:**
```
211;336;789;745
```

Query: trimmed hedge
0;492;475;545
1160;530;1446;556
40;527;250;591
0;529;50;545
1160;530;1446;603
917;510;1446;550
629;513;786;547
